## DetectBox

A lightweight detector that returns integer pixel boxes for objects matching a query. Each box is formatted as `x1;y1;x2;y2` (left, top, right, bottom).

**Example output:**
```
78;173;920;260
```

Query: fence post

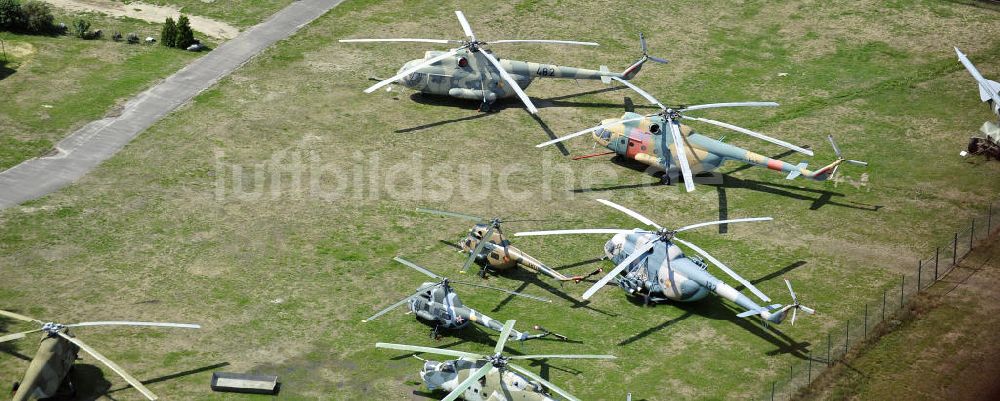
845;321;850;354
882;289;886;321
827;332;832;366
900;275;904;308
952;233;957;266
971;218;975;251
864;304;868;338
808;350;813;382
918;260;922;290
989;202;993;233
935;247;940;280
771;381;775;401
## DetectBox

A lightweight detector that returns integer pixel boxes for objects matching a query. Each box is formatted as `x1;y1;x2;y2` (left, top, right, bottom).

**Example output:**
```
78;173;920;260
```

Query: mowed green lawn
1;0;1000;400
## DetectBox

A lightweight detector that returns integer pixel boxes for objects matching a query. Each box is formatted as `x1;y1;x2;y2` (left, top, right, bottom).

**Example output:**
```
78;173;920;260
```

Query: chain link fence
759;200;999;401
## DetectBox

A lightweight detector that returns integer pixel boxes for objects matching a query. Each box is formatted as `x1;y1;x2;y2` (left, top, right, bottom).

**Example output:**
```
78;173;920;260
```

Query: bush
174;15;194;48
72;18;89;38
160;16;175;47
21;0;52;33
111;31;121;41
126;32;138;44
0;0;24;31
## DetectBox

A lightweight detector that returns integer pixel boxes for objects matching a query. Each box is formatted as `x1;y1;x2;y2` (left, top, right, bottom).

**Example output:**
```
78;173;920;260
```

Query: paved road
0;0;344;209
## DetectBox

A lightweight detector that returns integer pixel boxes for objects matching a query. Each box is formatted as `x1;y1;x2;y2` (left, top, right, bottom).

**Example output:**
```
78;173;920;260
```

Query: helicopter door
625;133;652;159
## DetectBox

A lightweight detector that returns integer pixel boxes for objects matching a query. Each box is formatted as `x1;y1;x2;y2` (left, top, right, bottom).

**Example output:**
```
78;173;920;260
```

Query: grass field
1;0;1000;400
127;0;294;28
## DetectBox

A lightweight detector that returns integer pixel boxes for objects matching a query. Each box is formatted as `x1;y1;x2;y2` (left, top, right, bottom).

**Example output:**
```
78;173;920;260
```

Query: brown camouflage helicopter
340;10;665;113
377;319;615;401
0;309;199;401
418;208;601;282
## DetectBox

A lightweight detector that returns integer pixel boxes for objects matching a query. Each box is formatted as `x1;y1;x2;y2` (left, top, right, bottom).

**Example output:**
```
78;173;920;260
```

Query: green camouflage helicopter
0;309;199;401
538;78;867;191
377;319;615;401
340;11;665;112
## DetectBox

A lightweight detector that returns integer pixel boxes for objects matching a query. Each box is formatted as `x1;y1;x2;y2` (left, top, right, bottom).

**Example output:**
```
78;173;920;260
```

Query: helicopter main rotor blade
536;117;646;148
668;117;696;192
67;322;201;329
462;223;495;273
671;237;771;303
582;240;657;300
455;11;476;41
494;320;516;353
339;38;458;44
509;354;616;360
363;283;440;322
490;39;598;46
364;49;460;94
508;363;582;401
674;217;773;233
480;50;539;114
596;199;662;229
0;309;43;323
784;279;797;303
610;76;664;110
515;228;637;237
57;332;158;400
442;363;493;401
682;115;814;156
376;342;483;359
0;329;42;343
416;208;484;222
393;257;444;280
451;280;551;302
680;102;779;112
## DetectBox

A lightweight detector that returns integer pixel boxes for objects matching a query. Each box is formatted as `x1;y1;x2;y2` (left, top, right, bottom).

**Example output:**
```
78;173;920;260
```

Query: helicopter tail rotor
807;135;868;181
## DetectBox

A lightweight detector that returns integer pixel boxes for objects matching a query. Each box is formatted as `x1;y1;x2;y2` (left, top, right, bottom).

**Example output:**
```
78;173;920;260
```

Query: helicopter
376;319;615;401
515;199;815;325
955;47;1000;159
537;77;867;192
340;10;666;113
0;309;200;401
417;208;601;282
364;257;566;341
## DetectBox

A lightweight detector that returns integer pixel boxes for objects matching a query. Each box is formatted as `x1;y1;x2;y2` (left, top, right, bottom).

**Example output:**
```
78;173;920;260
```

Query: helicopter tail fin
785;162;808;180
620;33;668;80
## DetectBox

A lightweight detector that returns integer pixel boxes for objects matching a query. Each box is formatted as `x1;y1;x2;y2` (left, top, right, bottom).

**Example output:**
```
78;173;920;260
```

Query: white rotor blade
393;256;444;280
784;279;797;303
0;309;42;323
57;332;158;400
682;116;813;156
490;39;598;46
681;102;779;112
672;237;771;302
480;50;538;114
828;135;842;158
494;320;516;353
675;217;772;233
0;329;41;343
536;117;646;147
956;47;1000;106
583;240;657;300
455;11;476;41
668;119;696;192
451;281;551;303
791;308;797;325
376;342;483;359
364;49;459;94
509;354;616;360
67;322;200;329
596;199;662;229
339;38;457;44
442;363;493;401
801;305;816;314
508;363;581;401
610;76;664;109
364;283;439;322
515;229;637;237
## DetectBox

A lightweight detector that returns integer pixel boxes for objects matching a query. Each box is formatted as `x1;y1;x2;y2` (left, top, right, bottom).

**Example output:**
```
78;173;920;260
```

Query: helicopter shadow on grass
0;315;32;362
97;362;231;400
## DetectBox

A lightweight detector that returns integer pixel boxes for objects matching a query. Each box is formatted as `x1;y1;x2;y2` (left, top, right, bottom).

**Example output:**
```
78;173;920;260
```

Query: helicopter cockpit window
458;57;469;68
595;127;612;141
440;362;456;373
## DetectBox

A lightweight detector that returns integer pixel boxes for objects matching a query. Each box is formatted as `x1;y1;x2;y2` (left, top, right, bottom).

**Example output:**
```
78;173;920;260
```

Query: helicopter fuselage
460;224;580;282
397;49;623;104
605;231;790;323
407;283;545;340
12;331;79;401
419;359;556;401
591;112;838;182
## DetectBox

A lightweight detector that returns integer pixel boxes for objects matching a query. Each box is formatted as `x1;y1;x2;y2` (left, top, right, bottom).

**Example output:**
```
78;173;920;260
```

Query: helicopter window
490;253;500;260
458;57;469;68
628;142;635;147
649;124;660;133
594;127;612;141
641;146;647;151
441;362;455;373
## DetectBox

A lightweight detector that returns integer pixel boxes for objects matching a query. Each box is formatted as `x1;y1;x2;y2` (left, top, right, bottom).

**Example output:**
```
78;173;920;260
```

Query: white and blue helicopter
516;199;814;325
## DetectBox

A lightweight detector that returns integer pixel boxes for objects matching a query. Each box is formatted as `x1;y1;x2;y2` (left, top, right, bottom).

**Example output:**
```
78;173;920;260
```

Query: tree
174;15;194;49
72;18;89;38
21;0;52;33
160;16;176;47
0;0;24;31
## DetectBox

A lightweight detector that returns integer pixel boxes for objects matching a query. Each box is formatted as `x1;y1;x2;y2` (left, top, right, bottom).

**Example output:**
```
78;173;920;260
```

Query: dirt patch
42;0;239;39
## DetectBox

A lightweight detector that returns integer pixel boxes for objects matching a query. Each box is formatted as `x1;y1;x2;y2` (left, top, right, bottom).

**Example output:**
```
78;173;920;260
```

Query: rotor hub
487;353;509;368
656;229;677;241
41;322;65;336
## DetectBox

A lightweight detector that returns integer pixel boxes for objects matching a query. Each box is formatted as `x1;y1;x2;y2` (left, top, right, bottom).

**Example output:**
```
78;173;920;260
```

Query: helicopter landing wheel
430;325;441;340
479;101;494;113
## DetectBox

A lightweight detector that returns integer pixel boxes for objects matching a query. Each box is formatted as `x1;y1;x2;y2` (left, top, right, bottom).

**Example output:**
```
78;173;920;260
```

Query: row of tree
0;0;55;34
160;16;195;49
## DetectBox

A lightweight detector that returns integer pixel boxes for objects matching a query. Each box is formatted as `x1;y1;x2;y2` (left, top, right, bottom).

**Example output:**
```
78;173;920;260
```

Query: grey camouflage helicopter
340;10;665;112
417;208;600;282
0;309;199;401
377;319;615;401
364;257;566;341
